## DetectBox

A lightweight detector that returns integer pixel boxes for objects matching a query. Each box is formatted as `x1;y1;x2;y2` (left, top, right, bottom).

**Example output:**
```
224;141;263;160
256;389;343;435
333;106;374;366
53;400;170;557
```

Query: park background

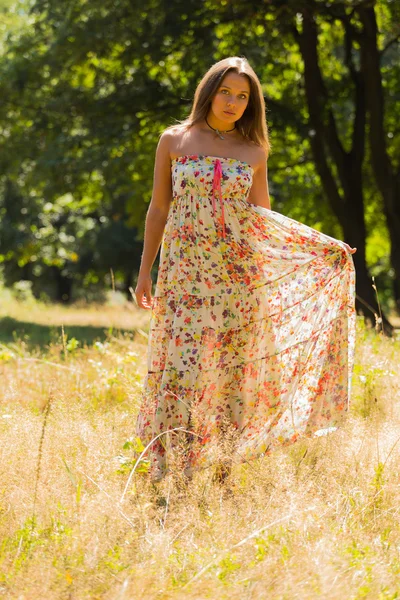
1;0;399;321
1;1;400;599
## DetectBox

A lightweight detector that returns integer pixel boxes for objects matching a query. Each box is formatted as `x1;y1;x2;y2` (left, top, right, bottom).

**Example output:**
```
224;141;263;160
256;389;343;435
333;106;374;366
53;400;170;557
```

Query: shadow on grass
0;316;135;349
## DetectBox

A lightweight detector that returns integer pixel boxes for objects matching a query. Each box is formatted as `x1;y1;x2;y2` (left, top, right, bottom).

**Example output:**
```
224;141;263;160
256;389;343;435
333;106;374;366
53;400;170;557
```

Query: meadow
1;289;400;599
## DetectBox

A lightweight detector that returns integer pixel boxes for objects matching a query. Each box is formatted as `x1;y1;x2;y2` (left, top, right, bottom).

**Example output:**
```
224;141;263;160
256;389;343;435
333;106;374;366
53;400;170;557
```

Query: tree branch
380;34;400;57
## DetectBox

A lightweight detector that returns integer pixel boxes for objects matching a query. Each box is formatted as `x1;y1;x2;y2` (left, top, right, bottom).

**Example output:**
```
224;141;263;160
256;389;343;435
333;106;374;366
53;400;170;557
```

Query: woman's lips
224;111;235;115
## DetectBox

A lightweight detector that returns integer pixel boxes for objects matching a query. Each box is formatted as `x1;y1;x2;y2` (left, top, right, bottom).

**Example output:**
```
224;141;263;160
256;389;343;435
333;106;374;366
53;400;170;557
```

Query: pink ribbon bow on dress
211;158;226;239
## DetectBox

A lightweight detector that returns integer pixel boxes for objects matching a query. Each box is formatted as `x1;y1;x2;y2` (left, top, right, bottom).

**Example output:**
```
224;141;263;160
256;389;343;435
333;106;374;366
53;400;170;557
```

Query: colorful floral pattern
136;154;356;479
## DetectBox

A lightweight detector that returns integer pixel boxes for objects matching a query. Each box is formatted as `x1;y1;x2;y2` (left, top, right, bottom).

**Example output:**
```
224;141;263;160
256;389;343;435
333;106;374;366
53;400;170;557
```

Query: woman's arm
246;150;356;254
246;148;271;210
135;131;173;309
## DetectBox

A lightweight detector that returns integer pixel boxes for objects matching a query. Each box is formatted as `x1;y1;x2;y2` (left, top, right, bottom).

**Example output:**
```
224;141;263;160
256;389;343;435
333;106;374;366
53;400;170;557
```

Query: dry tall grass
1;298;399;599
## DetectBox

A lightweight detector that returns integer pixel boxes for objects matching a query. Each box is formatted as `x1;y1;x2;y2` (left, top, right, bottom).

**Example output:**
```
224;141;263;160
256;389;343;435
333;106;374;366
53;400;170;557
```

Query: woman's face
210;71;250;125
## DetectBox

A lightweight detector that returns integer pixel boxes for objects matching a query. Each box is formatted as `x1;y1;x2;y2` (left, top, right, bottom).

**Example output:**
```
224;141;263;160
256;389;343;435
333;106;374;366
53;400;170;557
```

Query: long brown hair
172;56;271;157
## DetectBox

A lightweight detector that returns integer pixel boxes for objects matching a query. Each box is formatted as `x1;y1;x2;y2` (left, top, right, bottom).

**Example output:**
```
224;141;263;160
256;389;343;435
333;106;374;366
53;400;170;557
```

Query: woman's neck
204;112;237;133
201;118;239;142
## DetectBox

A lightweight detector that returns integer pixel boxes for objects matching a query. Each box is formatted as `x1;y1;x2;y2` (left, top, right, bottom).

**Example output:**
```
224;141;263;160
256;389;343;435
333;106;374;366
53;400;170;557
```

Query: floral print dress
136;154;356;480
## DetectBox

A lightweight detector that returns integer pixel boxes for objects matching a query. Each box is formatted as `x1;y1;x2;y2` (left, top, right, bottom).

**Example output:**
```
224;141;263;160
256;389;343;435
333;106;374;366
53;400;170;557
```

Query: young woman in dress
134;56;356;483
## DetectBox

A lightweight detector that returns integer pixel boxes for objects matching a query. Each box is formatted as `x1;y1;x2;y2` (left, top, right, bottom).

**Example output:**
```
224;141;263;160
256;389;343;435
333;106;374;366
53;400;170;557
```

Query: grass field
1;293;400;599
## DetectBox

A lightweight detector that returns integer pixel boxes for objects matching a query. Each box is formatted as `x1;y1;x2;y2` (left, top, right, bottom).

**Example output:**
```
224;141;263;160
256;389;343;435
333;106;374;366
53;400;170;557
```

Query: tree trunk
340;175;386;330
52;267;73;303
295;1;393;333
358;5;400;313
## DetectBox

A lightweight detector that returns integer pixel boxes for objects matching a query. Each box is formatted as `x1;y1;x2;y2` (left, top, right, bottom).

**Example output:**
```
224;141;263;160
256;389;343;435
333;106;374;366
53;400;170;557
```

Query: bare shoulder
250;145;268;172
157;126;177;152
158;124;189;159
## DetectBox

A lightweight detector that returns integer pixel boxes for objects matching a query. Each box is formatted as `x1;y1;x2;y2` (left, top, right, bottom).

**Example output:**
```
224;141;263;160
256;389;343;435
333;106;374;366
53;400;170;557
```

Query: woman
135;56;356;483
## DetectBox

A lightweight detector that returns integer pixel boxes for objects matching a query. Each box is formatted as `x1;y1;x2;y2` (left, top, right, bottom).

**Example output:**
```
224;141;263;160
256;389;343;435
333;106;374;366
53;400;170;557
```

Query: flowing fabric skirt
136;196;356;479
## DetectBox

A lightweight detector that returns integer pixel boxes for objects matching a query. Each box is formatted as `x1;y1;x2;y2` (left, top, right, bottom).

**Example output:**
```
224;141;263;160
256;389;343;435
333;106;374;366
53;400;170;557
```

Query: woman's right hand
134;272;153;309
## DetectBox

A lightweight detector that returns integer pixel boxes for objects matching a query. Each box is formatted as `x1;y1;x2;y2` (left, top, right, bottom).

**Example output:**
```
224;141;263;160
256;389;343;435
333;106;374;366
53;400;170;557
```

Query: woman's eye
220;89;247;99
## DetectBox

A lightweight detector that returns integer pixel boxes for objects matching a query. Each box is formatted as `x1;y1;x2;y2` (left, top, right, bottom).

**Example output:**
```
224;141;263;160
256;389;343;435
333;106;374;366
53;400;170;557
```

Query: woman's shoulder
249;142;267;158
243;142;268;171
158;123;191;158
160;122;189;142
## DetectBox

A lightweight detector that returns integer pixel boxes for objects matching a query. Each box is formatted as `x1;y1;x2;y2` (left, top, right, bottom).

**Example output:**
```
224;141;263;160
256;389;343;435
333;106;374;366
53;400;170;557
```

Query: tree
358;2;400;311
0;0;397;323
209;0;396;328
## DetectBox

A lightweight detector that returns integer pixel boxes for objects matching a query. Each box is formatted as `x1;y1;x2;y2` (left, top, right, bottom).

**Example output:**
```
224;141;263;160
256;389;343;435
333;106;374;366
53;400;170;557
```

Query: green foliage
216;553;241;582
0;0;398;306
116;436;150;475
65;336;80;353
371;461;386;494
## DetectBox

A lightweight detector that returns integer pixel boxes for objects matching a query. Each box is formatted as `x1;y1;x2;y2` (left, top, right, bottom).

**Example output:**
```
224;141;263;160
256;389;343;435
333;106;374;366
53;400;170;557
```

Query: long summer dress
136;154;356;480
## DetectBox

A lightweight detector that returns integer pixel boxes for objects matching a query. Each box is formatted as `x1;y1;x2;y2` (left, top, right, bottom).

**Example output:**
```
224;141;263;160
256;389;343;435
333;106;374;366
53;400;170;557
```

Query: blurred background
0;0;399;327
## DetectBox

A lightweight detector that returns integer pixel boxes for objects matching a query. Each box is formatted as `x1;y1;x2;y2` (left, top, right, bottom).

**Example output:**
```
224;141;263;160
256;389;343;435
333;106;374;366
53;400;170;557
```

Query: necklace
205;115;236;140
